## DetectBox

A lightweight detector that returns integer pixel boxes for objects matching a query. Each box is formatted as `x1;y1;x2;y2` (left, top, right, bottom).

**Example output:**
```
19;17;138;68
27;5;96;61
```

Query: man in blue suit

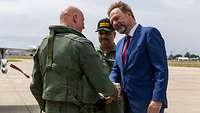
107;1;168;113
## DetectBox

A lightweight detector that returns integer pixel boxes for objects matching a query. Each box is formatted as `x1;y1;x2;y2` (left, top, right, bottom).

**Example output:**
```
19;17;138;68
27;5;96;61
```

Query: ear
73;14;78;23
127;12;132;17
113;31;116;39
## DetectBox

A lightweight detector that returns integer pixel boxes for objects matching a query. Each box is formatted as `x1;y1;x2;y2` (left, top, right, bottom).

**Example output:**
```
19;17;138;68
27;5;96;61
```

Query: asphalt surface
0;59;200;113
0;59;39;113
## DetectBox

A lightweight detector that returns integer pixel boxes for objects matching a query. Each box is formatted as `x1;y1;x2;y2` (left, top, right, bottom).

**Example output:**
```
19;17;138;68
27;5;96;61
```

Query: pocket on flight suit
45;101;80;113
45;101;62;113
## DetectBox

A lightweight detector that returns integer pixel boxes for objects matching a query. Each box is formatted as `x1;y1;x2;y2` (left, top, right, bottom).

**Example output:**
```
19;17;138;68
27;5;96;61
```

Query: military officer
30;6;117;113
96;18;122;113
96;18;116;73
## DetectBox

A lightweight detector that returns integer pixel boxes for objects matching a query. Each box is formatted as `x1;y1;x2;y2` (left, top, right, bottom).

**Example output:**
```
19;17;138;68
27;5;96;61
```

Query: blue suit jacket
109;24;168;113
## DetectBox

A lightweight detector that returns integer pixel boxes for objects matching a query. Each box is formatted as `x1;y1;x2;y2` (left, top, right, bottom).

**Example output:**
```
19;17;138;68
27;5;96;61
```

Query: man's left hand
98;93;113;104
104;96;113;104
147;100;162;113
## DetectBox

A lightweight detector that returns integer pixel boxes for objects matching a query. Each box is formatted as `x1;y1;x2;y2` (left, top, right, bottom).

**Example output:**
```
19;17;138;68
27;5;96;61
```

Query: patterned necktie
123;35;131;64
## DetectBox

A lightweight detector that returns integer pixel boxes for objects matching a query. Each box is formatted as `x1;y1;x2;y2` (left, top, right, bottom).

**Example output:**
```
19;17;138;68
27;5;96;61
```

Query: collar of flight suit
49;25;86;38
97;43;116;54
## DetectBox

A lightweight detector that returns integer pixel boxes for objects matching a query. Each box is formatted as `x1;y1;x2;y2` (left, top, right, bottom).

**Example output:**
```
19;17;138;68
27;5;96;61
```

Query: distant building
190;57;200;62
177;57;189;61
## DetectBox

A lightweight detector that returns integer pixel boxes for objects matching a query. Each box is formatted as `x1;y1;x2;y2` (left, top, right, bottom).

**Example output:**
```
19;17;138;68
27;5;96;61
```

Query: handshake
94;82;121;111
97;82;121;104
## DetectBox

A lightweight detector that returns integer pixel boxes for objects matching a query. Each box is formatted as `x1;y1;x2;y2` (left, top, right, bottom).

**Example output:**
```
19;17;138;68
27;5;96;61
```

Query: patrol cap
96;18;114;32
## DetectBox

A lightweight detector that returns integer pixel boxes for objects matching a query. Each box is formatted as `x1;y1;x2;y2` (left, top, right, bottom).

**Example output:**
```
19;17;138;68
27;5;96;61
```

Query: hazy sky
0;0;200;55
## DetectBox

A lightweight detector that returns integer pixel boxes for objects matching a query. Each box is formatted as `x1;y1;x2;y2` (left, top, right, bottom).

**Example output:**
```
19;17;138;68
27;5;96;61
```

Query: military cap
96;18;114;32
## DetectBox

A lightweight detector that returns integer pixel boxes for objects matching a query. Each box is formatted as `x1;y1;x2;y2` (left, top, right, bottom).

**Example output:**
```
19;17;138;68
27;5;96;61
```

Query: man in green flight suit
96;18;122;113
30;6;118;113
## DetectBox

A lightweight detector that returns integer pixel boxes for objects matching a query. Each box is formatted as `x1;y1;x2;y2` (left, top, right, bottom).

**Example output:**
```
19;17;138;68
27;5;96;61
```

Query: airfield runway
0;59;200;113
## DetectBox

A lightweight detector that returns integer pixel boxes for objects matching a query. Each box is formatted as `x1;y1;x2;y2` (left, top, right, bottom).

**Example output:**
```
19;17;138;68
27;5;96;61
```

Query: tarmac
0;59;200;113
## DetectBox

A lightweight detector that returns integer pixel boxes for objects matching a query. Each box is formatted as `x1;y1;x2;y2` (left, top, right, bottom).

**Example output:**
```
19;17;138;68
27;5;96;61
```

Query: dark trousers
123;93;132;113
123;93;165;113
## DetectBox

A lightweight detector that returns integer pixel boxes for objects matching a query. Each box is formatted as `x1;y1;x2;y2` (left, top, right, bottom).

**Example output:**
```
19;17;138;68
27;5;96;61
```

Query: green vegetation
169;60;200;68
6;56;200;68
7;56;33;62
168;52;199;60
7;56;32;59
7;58;22;62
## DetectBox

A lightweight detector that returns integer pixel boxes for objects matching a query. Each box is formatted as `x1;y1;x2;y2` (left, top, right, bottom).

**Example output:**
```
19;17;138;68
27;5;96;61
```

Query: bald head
60;6;84;32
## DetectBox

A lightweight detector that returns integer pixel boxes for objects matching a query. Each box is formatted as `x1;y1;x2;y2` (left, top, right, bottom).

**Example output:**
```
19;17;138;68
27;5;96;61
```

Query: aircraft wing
0;37;38;51
0;45;37;51
0;45;37;57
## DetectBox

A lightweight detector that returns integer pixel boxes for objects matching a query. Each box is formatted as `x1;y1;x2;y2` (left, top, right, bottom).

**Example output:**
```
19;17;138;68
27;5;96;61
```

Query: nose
101;34;107;39
112;20;118;29
99;34;108;40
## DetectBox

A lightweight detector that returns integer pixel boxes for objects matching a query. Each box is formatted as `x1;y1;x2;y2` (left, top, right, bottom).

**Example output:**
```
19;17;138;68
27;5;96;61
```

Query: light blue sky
0;0;200;55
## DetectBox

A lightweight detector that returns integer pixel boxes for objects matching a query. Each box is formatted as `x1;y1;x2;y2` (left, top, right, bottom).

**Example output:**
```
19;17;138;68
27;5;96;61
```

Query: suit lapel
124;24;142;69
118;37;126;70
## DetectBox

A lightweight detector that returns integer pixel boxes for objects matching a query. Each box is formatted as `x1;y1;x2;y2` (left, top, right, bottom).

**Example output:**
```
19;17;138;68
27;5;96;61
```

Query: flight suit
96;44;116;74
30;25;117;113
97;45;123;113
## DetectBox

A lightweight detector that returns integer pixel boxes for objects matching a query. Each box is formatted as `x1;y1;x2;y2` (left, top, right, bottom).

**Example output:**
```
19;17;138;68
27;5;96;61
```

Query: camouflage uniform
96;44;123;113
30;25;117;113
96;44;116;74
